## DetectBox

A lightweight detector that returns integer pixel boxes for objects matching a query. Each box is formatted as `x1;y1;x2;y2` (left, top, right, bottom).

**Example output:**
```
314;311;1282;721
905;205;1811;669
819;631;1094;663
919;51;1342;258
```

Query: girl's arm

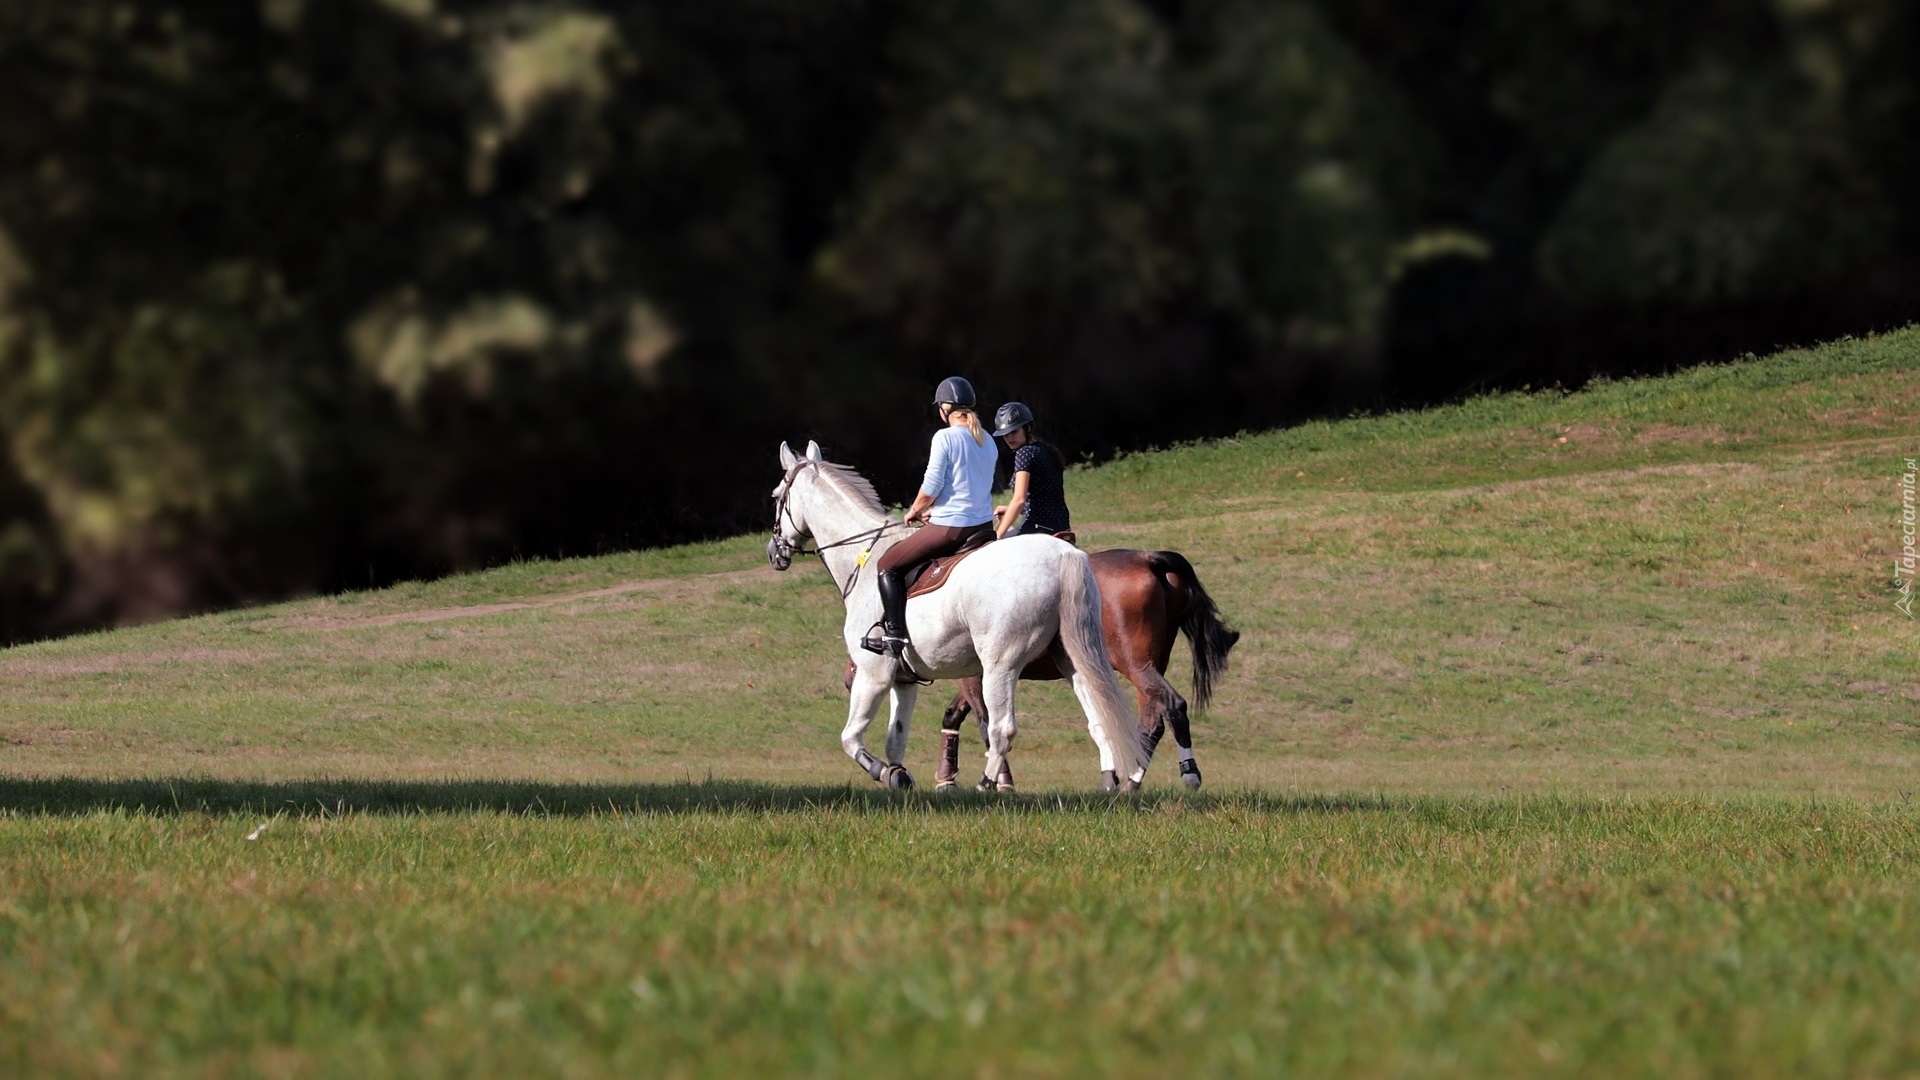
995;471;1031;539
908;432;953;524
904;489;936;524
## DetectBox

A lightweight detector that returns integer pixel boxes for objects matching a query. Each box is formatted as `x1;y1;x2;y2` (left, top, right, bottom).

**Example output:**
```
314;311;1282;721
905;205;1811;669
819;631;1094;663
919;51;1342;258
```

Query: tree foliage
1;0;1914;637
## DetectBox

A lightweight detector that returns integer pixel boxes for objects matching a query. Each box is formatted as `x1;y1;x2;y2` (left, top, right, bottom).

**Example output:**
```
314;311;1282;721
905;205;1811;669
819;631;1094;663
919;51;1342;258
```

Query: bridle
768;460;903;599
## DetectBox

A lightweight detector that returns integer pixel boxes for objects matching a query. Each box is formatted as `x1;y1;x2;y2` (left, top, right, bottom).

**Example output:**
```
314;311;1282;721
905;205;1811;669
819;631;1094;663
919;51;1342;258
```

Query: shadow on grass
0;776;1405;818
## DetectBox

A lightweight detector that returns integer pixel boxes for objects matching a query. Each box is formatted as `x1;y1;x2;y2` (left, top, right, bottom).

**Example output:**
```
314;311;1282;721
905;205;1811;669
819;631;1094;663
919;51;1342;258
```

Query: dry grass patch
0;647;272;677
0;724;101;747
254;568;770;632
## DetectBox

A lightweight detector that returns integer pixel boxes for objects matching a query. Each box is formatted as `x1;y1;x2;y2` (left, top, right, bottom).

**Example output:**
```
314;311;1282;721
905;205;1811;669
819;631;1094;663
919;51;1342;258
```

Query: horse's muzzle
767;536;792;572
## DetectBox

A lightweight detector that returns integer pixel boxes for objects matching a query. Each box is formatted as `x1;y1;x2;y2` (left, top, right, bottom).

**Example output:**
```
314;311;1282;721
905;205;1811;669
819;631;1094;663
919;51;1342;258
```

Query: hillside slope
4;329;1918;795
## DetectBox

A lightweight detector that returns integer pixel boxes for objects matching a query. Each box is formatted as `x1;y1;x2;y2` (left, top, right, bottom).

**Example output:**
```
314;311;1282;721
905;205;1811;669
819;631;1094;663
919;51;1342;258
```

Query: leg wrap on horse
978;758;1015;793
1179;756;1202;789
854;748;888;783
936;730;961;790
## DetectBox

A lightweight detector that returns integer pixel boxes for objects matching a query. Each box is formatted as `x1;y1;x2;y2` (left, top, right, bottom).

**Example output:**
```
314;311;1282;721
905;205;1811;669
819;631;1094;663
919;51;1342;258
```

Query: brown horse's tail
1148;550;1240;712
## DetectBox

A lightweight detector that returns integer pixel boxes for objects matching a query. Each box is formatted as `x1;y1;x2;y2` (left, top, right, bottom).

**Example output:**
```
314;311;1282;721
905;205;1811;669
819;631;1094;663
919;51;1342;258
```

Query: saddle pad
904;531;995;600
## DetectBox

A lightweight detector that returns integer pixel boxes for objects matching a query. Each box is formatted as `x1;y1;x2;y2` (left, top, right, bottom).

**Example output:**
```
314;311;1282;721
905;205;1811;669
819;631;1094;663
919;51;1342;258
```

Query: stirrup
857;622;930;683
859;621;905;656
859;633;910;658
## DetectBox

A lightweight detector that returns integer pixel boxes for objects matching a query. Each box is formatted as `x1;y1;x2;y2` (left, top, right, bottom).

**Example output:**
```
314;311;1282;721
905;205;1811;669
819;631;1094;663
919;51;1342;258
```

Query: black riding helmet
932;376;976;408
992;401;1034;438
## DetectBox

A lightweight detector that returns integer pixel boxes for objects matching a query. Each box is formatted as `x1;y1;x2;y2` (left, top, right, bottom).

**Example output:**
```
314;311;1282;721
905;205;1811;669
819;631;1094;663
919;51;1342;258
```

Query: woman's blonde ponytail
952;408;986;447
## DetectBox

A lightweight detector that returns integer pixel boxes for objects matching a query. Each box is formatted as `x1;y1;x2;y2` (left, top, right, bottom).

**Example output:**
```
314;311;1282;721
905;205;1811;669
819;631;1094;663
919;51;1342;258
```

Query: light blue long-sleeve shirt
920;426;998;527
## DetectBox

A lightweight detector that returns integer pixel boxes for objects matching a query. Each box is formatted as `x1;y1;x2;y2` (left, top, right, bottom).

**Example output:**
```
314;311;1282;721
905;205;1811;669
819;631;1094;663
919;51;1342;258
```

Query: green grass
5;789;1918;1078
4;328;1920;1075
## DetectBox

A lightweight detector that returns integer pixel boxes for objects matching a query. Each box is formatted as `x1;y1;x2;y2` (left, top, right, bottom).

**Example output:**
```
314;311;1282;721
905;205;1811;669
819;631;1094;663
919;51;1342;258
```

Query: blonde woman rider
864;376;998;659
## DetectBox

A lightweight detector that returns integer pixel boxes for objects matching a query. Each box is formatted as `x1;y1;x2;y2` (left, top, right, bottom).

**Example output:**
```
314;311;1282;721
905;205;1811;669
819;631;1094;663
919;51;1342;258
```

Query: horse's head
768;440;825;571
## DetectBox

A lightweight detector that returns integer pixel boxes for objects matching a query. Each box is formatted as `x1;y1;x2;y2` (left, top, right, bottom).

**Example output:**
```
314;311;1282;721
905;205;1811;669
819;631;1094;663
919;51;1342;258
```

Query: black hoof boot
883;763;915;790
976;774;997;793
1100;770;1120;792
1179;758;1202;790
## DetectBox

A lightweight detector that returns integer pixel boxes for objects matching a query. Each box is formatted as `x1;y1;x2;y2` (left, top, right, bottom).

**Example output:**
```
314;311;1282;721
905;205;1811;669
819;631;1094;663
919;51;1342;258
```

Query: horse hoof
1100;770;1120;792
1119;777;1141;794
935;779;957;793
883;764;915;790
976;775;996;793
1179;760;1202;789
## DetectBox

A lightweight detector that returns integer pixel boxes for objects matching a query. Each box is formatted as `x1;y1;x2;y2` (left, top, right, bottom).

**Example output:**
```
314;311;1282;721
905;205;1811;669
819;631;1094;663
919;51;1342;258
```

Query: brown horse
843;549;1239;792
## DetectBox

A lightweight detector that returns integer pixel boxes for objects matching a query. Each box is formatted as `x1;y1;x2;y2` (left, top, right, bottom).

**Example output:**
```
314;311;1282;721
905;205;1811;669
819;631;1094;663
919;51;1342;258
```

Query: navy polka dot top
1013;443;1071;534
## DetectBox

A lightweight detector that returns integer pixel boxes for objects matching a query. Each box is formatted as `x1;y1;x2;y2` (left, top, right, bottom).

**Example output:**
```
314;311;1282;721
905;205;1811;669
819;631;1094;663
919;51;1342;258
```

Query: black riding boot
868;569;910;659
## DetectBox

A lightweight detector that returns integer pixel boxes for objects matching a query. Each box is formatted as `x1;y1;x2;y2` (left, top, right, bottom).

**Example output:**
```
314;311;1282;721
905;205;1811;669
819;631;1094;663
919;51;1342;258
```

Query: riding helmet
992;401;1035;438
932;376;976;408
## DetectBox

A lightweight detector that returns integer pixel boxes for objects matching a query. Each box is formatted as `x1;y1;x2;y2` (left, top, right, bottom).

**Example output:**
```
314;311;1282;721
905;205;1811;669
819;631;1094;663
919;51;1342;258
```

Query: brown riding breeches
875;522;993;573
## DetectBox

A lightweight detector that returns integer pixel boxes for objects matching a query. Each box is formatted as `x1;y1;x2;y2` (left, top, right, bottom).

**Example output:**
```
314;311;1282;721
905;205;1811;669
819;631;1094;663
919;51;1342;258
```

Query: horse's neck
807;489;895;607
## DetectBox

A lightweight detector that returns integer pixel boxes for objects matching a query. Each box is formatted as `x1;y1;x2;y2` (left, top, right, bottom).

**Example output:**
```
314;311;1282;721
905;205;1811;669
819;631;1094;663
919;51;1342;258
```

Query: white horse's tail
1059;550;1147;779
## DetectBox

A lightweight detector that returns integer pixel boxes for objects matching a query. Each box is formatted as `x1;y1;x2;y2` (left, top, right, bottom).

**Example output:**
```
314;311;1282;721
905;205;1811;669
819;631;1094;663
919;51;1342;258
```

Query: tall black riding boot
874;569;910;658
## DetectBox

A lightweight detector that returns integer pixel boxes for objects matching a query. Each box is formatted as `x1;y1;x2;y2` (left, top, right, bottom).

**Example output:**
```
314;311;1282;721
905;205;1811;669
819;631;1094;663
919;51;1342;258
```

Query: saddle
899;527;1076;600
902;529;996;600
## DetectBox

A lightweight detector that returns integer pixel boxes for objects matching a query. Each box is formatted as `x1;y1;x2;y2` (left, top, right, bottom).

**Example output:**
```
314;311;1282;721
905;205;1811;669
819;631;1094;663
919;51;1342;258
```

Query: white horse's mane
813;461;889;519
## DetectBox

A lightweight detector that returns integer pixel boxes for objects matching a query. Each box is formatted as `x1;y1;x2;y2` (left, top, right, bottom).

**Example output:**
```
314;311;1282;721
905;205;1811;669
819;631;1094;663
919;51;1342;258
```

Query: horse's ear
805;440;824;463
779;442;797;471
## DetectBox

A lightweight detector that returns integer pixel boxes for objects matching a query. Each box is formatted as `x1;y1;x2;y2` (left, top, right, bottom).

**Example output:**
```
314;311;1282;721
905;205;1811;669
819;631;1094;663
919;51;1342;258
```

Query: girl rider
864;376;998;659
991;401;1071;539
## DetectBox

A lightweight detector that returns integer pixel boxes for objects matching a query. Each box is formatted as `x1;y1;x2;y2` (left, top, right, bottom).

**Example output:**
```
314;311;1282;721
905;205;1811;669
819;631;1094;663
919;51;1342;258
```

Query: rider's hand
903;507;928;525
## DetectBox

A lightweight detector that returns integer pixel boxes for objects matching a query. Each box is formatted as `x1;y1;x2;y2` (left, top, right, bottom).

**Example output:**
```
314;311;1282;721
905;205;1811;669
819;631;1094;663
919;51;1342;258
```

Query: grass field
4;329;1919;1076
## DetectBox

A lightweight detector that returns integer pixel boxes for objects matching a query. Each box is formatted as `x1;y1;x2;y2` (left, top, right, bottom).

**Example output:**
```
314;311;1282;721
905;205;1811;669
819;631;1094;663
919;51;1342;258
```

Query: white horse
768;440;1146;791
